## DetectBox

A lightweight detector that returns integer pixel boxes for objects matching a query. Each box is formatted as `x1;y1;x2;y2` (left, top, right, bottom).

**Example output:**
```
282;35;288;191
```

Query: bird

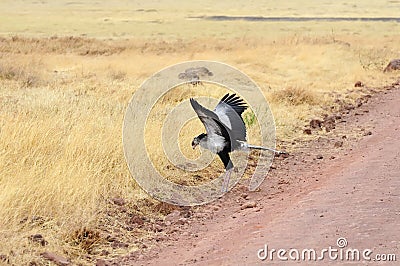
190;93;284;192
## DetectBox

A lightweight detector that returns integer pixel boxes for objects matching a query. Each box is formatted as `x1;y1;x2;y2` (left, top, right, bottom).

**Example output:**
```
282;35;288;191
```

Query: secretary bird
190;93;284;192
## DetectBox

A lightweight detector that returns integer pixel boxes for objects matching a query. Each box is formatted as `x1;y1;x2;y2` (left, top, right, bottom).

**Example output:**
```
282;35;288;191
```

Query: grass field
1;0;399;264
1;0;400;38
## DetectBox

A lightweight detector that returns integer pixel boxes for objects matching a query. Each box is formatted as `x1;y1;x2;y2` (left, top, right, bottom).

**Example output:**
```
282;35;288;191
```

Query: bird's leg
221;168;233;192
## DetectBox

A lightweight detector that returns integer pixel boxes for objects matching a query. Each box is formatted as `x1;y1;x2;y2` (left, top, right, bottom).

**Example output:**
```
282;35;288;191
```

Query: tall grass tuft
269;86;318;106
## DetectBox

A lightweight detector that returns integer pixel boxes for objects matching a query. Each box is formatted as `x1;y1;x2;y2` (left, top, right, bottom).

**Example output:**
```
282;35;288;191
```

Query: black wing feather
219;93;247;115
218;151;233;170
220;93;229;102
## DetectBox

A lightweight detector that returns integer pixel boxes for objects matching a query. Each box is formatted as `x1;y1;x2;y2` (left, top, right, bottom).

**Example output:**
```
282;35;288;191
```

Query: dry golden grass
0;34;399;265
0;36;398;264
1;1;400;264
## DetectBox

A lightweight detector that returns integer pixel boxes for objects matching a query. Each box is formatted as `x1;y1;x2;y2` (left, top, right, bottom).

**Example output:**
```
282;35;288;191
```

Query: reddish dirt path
117;83;400;265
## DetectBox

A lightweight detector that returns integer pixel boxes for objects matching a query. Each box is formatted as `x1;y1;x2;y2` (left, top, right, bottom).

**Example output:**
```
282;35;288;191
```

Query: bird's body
196;133;227;154
190;94;247;171
190;93;283;192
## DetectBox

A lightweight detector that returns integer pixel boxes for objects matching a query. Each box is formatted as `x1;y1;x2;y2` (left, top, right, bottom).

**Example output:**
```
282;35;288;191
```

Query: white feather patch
200;134;226;154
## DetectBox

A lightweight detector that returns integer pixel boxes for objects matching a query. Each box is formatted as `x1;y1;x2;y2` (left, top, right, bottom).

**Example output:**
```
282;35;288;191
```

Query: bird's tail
247;144;286;154
239;141;287;154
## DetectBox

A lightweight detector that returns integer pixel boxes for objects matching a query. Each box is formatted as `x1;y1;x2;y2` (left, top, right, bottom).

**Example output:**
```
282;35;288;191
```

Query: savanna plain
0;0;399;264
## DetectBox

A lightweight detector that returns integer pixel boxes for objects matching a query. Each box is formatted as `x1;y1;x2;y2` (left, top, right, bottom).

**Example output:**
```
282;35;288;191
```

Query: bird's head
191;133;206;149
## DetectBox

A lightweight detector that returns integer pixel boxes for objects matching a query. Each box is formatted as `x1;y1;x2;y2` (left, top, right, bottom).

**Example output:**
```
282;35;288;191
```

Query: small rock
176;217;188;225
310;118;323;129
154;235;167;242
241;201;257;210
276;151;289;158
164;210;181;224
31;216;45;225
135;241;147;249
192;174;203;180
241;193;249;199
362;94;372;101
324;122;335;132
323;115;336;132
0;254;8;263
96;259;110;266
334;141;343;148
324;115;335;123
167;227;180;234
344;104;355;111
335;113;342;120
179;207;193;218
41;252;70;265
106;235;117;242
363;131;372;136
111;241;129;249
129;215;144;226
29;234;48;246
303;128;312;135
316;154;323;159
153;224;163;232
111;197;126;206
384;59;400;72
118;206;127;213
281;152;289;158
354;81;364;87
100;250;109;256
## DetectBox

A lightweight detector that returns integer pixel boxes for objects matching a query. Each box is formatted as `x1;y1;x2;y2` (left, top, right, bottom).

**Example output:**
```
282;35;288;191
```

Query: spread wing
190;98;230;140
214;93;247;146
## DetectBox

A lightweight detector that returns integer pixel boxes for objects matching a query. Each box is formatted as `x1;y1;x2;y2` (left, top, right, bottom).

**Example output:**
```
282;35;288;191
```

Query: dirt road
117;83;400;265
